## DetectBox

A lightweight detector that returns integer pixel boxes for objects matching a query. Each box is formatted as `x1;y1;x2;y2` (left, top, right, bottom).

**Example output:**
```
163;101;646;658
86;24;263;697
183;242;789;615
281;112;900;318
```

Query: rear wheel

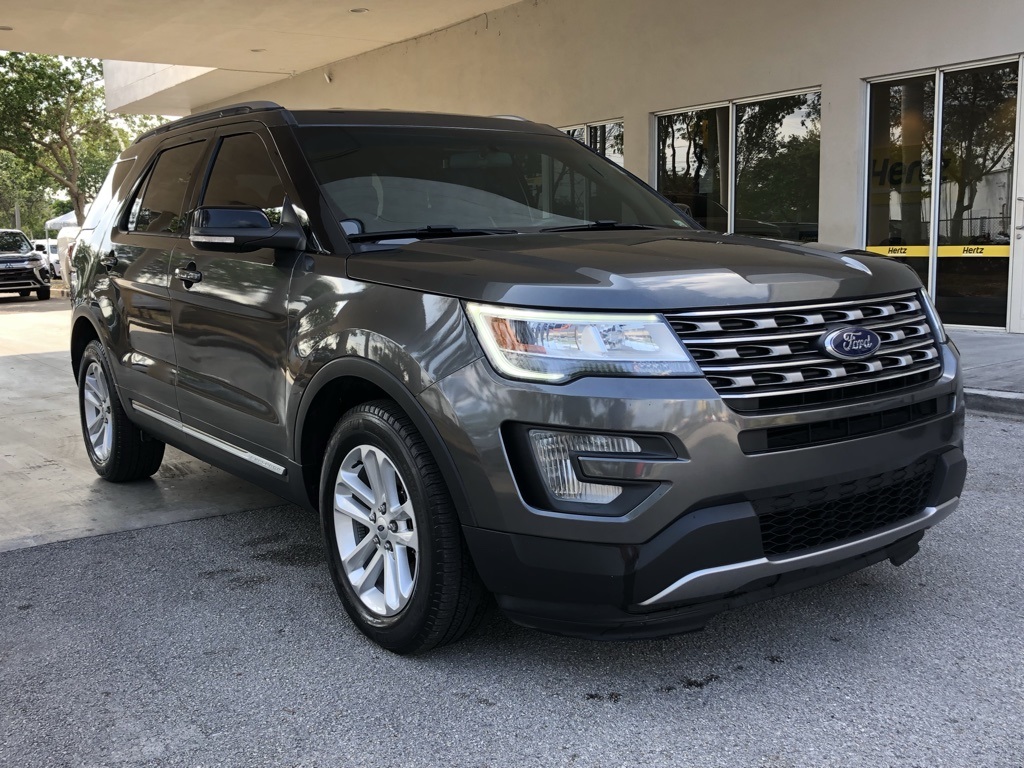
78;340;164;482
320;400;486;654
36;287;50;301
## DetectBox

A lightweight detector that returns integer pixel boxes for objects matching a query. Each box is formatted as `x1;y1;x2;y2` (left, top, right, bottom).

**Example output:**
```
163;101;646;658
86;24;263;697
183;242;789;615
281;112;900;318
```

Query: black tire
320;400;486;654
36;287;50;301
78;340;165;482
18;290;30;297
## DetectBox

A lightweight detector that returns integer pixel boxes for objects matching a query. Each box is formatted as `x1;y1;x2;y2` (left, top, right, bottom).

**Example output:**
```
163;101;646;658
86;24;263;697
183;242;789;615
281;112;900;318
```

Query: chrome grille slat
671;312;931;347
674;292;920;317
699;338;937;374
668;292;943;412
717;363;942;401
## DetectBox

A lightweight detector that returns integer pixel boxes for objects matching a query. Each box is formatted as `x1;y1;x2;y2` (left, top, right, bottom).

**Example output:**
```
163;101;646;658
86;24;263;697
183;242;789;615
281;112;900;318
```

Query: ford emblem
820;327;882;361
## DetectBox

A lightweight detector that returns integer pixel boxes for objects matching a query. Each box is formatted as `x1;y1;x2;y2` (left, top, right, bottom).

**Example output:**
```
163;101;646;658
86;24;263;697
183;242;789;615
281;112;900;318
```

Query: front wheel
320;400;486;654
78;341;165;482
36;287;50;301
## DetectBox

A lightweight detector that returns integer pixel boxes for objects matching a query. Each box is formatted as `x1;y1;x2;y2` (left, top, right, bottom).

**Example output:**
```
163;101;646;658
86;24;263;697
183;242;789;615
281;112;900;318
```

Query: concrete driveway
1;296;1022;766
0;294;282;552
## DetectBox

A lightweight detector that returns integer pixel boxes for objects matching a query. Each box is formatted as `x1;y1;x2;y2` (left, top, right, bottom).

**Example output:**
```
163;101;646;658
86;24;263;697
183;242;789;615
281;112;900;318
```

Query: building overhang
0;1;518;114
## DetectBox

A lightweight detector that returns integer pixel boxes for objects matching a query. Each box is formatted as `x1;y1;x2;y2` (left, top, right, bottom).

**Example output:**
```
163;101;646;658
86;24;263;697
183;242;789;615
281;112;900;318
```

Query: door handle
99;253;117;269
174;267;203;284
1016;197;1024;230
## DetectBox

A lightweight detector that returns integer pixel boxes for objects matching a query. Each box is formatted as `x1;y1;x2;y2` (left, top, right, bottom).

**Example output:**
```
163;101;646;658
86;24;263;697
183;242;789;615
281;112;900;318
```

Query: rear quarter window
82;158;138;231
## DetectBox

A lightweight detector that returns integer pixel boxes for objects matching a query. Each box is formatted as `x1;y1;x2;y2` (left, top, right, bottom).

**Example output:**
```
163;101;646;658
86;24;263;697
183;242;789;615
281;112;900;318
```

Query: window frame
118;133;212;238
196;128;287;214
559;118;625;166
653;86;822;235
862;54;1024;309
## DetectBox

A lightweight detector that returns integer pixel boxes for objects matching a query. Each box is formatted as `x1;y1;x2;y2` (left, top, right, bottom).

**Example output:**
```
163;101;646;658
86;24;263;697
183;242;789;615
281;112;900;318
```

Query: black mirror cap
189;205;305;252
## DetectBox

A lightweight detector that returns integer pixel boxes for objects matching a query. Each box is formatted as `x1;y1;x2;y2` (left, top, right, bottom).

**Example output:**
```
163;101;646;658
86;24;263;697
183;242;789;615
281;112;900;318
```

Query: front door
168;125;297;464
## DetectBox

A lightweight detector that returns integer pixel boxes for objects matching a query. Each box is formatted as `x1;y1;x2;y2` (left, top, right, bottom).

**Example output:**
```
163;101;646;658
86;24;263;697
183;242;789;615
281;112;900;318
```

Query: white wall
199;0;1024;249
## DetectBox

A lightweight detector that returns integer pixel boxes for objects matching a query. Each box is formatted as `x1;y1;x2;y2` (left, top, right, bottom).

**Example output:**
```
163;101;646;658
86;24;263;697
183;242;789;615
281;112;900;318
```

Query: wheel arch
70;313;102;381
294;357;476;527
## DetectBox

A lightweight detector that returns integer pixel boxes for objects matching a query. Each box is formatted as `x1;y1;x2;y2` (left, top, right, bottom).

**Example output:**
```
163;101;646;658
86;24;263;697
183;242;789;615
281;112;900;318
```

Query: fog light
528;430;641;504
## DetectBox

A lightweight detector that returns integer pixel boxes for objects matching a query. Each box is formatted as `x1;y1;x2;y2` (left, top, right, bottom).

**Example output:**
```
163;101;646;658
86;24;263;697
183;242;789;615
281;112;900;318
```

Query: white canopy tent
44;210;78;231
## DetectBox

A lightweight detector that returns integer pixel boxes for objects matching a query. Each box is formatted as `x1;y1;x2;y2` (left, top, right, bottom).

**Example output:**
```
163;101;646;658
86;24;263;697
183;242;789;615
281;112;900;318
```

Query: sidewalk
950;329;1024;417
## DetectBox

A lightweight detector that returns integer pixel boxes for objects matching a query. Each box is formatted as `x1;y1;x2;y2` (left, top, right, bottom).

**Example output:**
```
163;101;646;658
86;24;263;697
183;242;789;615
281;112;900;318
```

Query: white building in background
6;0;1023;330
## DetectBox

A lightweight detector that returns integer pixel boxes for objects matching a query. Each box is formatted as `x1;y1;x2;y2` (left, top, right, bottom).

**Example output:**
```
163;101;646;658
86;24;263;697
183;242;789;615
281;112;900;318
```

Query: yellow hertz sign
865;245;1010;257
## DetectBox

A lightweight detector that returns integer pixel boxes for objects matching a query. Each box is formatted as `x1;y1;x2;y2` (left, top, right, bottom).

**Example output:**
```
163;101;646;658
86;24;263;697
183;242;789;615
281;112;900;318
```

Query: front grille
739;395;952;454
667;292;942;412
752;456;937;557
0;268;36;284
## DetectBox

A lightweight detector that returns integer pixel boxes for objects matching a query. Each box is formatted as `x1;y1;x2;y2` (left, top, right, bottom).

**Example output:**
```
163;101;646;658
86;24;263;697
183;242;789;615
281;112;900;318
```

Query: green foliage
0;153;64;236
0;53;162;226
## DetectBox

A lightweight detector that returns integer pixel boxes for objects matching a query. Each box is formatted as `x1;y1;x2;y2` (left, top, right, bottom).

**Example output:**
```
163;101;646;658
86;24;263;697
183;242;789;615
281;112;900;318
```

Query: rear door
168;123;298;467
105;134;211;418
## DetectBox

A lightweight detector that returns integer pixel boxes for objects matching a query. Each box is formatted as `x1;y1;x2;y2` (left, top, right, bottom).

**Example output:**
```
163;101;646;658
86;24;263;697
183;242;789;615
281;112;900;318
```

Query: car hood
0;252;34;261
345;229;920;311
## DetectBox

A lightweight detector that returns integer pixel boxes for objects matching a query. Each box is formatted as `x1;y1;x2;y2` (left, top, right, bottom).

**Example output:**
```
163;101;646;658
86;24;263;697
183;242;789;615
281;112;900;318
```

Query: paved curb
965;387;1024;418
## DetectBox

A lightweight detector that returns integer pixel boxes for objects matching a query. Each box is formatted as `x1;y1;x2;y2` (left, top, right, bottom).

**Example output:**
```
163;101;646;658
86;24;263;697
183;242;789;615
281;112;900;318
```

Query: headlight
465;302;700;383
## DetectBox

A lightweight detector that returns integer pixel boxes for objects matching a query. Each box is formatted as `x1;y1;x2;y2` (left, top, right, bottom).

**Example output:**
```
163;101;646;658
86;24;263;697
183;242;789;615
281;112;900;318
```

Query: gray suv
71;102;966;653
1;229;52;300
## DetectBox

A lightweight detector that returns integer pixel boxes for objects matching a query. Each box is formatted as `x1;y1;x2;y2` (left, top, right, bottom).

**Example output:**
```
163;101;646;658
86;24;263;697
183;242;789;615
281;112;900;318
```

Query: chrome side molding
131;401;287;476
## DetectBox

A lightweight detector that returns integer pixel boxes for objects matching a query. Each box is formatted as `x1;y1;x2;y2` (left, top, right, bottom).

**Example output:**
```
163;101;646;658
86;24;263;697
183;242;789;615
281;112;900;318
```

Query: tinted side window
82;158;137;231
202;133;284;223
127;141;206;235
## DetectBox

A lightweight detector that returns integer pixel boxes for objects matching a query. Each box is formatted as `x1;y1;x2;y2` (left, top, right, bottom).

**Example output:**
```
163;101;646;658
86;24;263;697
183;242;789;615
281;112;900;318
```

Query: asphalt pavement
2;412;1022;767
1;298;1022;767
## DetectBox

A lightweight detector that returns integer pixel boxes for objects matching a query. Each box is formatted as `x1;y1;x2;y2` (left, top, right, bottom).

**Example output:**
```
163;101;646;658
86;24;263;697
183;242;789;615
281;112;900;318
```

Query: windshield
297;126;693;237
0;231;31;254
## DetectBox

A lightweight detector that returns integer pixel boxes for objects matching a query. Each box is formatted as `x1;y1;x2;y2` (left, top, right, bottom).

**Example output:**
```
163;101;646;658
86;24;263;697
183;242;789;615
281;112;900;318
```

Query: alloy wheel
333;444;419;617
82;362;113;462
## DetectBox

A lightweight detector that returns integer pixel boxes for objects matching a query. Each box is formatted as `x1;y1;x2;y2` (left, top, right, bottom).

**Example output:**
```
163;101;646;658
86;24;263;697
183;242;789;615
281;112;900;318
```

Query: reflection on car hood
346;229;921;311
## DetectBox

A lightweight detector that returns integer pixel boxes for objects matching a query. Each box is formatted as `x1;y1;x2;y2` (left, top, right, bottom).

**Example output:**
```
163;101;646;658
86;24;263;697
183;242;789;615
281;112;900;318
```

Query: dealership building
8;0;1024;331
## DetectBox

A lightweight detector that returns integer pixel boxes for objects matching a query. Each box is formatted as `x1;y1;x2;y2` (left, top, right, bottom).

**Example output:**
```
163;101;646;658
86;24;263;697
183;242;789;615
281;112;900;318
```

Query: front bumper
420;342;965;638
463;450;963;639
0;262;50;292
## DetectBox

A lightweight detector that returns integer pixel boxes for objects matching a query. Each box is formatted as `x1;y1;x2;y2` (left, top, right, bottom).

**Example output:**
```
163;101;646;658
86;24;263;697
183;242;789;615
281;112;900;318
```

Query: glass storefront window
735;92;820;241
935;62;1017;327
562;121;625;166
656;107;729;231
588;122;624;167
865;75;935;286
656;93;821;241
865;61;1018;328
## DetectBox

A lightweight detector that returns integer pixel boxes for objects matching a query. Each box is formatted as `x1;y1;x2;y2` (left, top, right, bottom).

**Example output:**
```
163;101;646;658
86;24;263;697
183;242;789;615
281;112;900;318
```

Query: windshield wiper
540;220;659;233
347;226;518;243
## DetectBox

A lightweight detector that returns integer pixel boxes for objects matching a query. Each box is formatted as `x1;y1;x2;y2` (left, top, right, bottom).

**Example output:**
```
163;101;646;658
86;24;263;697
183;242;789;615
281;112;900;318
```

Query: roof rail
132;101;287;144
491;114;530;121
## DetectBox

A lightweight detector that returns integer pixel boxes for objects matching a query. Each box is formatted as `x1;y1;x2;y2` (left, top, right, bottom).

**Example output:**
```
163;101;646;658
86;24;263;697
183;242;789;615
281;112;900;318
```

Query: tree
0;53;157;226
0;153;63;236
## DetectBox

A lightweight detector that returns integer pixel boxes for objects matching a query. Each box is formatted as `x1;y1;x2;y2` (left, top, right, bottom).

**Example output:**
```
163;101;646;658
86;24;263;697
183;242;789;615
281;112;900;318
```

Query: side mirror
189;206;305;252
34;243;46;252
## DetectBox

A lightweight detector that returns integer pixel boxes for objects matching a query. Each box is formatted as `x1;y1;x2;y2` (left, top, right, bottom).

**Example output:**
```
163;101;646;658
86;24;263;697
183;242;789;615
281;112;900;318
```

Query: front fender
293;356;479;527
